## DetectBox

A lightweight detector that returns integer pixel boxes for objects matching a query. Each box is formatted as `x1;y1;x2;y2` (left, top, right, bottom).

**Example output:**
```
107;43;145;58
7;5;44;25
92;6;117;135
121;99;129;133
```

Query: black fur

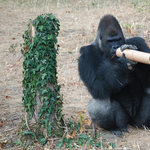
78;14;150;136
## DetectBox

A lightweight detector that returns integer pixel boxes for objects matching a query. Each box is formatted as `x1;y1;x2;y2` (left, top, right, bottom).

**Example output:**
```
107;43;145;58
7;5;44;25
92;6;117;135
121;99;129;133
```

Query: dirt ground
1;0;150;149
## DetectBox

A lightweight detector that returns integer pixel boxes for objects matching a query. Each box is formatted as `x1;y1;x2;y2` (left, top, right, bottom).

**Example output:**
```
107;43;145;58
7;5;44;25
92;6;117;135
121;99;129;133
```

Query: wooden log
116;48;150;65
29;23;36;43
28;23;55;123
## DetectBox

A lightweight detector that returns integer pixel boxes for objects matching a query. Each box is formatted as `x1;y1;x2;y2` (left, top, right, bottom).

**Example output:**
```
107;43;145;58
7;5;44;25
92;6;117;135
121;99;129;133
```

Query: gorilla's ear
96;36;102;49
93;29;102;49
100;35;102;40
97;38;102;49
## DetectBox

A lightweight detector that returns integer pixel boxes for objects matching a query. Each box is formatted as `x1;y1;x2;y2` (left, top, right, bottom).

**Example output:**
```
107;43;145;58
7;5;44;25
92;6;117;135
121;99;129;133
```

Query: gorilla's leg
88;99;129;136
131;90;150;128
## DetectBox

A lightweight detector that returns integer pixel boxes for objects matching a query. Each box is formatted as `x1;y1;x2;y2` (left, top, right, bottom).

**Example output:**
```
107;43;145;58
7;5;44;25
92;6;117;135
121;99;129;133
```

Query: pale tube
116;48;150;65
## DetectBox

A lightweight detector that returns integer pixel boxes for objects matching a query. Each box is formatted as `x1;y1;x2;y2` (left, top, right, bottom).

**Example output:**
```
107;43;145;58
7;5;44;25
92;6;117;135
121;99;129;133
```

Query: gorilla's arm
78;45;129;99
126;37;150;53
126;37;150;87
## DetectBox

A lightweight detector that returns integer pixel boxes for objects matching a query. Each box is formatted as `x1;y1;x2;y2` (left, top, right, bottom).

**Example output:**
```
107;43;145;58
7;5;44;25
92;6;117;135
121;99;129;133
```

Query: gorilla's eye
107;39;113;42
100;36;102;40
118;37;122;41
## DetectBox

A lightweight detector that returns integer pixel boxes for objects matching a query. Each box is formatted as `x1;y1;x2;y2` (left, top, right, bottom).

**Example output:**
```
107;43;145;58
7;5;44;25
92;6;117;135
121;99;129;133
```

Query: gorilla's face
98;15;125;58
101;27;125;58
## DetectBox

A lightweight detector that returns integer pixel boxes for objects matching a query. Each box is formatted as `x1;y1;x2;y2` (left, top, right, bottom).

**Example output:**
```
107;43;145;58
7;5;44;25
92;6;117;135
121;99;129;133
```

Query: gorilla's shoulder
80;44;99;55
126;37;145;44
126;37;150;53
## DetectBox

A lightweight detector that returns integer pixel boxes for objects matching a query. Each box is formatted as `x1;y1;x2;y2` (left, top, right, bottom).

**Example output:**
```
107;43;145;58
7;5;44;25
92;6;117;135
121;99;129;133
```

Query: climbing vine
21;13;64;144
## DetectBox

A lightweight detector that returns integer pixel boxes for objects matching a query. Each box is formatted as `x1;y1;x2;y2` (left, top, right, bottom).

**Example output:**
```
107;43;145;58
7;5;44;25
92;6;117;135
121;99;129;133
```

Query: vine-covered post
21;14;64;144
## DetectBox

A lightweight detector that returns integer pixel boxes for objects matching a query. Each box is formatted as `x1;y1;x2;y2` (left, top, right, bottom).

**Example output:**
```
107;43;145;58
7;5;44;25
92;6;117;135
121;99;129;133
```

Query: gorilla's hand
119;44;138;70
120;44;138;51
118;53;137;70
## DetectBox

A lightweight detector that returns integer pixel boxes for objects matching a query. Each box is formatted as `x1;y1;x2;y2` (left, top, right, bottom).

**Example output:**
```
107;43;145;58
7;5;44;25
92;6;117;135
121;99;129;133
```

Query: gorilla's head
96;15;125;58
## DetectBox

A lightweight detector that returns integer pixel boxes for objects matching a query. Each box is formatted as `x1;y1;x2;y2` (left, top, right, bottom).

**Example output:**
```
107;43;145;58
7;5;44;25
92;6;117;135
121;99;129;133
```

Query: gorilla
78;14;150;136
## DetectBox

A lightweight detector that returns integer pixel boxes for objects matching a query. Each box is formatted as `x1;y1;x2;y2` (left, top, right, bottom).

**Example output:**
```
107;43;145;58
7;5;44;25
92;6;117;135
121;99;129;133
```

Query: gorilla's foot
110;128;122;136
121;127;129;133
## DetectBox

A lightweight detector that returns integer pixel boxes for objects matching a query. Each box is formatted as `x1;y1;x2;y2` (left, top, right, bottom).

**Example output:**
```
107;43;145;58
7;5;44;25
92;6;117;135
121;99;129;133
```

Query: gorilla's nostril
113;45;119;49
116;45;119;49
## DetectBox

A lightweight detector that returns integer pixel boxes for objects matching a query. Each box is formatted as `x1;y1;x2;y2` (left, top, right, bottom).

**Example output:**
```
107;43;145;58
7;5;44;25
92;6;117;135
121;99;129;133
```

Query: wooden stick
116;48;150;65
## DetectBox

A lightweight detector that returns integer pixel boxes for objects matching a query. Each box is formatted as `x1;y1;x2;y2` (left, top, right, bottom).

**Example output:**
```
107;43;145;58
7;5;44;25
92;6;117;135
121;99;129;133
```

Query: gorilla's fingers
127;60;138;65
119;53;137;65
118;53;137;70
118;53;126;63
120;44;138;51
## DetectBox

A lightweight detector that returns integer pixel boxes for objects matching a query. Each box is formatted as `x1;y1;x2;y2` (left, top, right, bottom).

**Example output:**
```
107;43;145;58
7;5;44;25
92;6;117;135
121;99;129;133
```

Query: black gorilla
78;14;150;136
